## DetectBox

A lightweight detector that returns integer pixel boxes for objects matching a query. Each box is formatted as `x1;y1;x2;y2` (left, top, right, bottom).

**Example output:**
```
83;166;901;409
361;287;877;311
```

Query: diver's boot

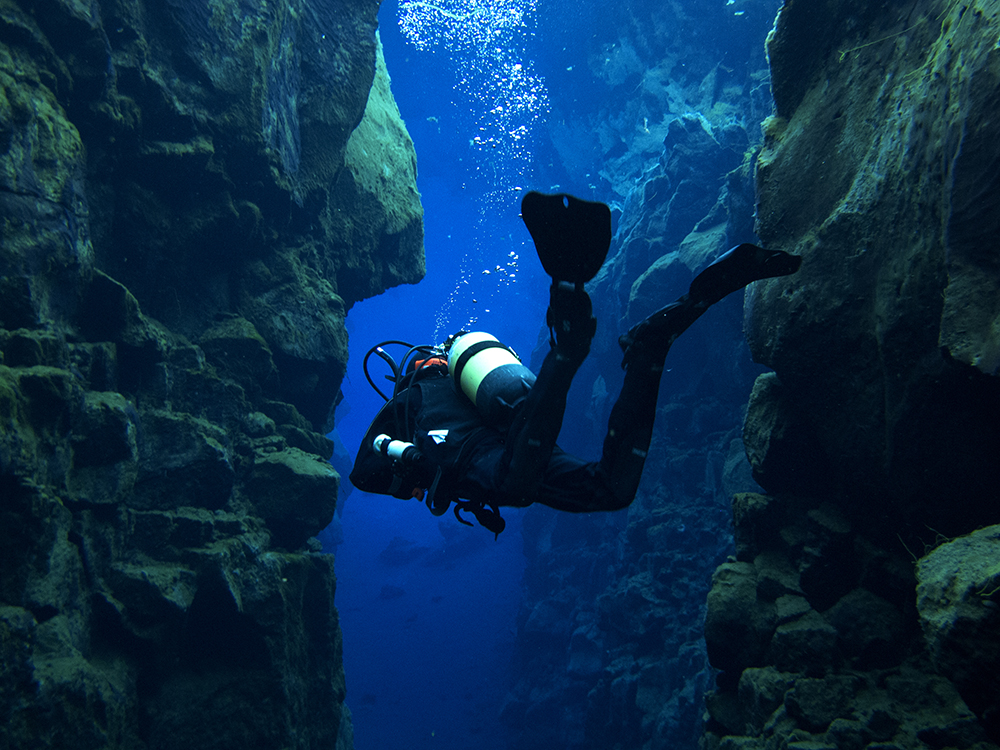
618;244;802;367
547;281;596;365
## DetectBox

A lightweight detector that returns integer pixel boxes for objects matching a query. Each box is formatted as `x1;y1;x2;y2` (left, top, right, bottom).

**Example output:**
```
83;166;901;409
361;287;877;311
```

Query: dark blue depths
331;1;782;748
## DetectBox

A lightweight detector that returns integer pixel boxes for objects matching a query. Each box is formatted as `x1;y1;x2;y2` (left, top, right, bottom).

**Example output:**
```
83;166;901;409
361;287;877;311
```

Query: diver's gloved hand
547;282;596;361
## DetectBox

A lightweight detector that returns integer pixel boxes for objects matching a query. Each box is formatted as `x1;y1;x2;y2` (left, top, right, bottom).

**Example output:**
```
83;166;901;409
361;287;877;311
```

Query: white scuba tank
447;332;536;428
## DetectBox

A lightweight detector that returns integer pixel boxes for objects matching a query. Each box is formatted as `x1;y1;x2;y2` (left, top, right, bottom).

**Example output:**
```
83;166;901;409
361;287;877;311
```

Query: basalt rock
916;526;1000;739
1;0;423;745
704;1;1000;746
747;0;1000;522
703;492;994;750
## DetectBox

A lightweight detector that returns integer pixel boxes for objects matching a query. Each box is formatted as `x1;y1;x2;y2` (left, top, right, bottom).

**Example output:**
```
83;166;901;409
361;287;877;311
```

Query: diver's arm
498;283;595;504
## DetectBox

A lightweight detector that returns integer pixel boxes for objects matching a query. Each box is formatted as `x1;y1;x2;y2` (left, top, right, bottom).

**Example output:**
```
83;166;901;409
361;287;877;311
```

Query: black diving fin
521;191;612;284
687;243;803;306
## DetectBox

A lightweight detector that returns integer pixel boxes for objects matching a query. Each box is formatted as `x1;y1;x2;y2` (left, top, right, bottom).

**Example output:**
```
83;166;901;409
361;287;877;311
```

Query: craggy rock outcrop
704;0;1000;746
704;490;993;748
1;0;422;746
748;0;1000;518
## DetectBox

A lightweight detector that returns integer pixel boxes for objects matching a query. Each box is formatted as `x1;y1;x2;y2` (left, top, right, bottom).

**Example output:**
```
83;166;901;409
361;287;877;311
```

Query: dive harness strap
422;426;506;538
451;338;513;389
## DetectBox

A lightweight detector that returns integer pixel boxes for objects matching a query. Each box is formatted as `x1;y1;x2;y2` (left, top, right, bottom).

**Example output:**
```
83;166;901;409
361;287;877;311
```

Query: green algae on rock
702;1;1000;746
917;526;1000;732
1;0;424;745
749;0;1000;510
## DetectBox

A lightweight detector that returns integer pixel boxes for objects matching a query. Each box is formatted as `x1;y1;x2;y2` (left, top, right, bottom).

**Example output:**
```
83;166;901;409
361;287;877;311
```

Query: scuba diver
350;191;802;537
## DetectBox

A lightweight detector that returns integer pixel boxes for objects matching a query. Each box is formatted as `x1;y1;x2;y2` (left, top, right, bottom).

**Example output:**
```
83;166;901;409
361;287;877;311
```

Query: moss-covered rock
199;316;279;395
738;667;795;734
336;32;425;303
705;4;1000;745
742;372;829;495
703;485;995;749
247;446;339;550
917;526;1000;735
705;562;776;674
748;0;1000;519
132;409;234;511
67;391;140;503
1;0;425;743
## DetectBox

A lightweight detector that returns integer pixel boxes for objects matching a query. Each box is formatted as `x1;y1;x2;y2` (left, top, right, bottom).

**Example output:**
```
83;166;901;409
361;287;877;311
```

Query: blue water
328;0;776;747
332;2;554;748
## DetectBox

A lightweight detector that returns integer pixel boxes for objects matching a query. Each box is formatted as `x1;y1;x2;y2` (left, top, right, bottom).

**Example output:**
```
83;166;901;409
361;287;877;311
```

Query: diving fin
617;244;802;368
521;191;612;284
688;243;802;306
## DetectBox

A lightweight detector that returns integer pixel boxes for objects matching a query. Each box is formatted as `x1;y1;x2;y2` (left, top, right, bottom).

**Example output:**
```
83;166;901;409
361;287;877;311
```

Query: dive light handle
373;434;424;465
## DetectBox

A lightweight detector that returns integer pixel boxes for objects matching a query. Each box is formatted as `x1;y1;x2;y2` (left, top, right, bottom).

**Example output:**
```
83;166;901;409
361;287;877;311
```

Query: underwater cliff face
1;0;422;746
703;0;1000;746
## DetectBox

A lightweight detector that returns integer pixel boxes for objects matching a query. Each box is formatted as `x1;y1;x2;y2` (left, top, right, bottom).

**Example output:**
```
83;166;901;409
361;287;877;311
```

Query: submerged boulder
705;562;776;675
247;446;340;550
917;526;1000;736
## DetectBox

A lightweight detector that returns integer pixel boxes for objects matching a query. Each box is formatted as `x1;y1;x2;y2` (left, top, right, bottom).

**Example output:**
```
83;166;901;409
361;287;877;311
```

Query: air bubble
400;0;542;342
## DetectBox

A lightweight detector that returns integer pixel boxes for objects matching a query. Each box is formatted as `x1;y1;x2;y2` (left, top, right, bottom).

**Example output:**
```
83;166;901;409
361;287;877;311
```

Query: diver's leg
526;447;618;512
600;243;803;506
600;300;705;505
499;283;595;504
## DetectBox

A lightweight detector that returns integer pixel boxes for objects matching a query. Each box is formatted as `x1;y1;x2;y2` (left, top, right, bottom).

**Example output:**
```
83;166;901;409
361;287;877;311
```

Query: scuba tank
447;332;536;429
361;333;536;429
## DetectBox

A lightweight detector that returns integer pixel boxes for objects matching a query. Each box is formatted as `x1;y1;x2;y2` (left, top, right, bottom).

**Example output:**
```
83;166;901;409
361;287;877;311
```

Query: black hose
361;340;415;401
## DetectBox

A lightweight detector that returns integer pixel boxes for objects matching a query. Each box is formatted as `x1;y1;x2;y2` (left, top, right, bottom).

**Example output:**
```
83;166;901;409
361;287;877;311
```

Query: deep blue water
326;0;774;747
331;2;554;747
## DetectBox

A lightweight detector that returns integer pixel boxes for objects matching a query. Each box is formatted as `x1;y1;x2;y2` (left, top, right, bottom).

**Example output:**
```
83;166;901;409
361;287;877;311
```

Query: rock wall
1;0;423;746
703;0;1000;747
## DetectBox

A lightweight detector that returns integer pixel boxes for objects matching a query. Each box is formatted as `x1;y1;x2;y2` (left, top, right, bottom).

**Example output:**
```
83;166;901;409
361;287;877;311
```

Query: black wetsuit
349;345;641;518
349;243;802;534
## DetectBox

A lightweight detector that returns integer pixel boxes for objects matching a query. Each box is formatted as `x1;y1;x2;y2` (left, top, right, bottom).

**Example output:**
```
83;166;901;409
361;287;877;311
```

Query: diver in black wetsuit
349;192;802;537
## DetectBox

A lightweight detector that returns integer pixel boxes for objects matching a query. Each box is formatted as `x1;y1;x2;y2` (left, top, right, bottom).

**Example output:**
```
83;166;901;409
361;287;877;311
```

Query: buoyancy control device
356;334;533;536
361;333;533;430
